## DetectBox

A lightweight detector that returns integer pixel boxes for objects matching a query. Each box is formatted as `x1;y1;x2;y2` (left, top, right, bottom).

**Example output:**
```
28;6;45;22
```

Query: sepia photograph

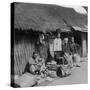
11;2;88;88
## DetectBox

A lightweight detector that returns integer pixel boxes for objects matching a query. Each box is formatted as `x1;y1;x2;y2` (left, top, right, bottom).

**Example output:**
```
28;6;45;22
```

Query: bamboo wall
13;31;48;75
14;39;35;75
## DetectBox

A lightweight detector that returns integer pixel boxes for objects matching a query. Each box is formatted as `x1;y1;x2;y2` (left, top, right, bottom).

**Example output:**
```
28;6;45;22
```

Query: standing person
70;37;81;67
53;30;62;64
37;33;48;60
63;37;71;54
70;37;76;55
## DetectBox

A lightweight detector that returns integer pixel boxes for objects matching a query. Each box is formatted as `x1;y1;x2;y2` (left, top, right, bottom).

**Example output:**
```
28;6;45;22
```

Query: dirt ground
38;58;88;86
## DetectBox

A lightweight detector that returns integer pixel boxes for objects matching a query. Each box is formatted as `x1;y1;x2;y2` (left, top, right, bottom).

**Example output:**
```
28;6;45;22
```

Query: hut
11;2;88;76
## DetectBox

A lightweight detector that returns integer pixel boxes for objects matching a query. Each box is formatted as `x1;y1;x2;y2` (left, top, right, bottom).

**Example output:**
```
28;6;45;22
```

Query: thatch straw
14;3;87;32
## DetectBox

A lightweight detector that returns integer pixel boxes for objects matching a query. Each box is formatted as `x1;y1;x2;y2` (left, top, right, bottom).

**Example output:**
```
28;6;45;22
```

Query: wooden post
81;32;87;57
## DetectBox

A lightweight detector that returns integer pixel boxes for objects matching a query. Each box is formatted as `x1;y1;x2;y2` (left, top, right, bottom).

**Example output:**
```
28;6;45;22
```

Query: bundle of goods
46;60;57;78
15;73;37;87
56;65;71;77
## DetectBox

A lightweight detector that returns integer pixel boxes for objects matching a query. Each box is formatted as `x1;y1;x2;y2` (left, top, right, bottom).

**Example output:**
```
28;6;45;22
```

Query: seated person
63;53;73;68
29;52;46;75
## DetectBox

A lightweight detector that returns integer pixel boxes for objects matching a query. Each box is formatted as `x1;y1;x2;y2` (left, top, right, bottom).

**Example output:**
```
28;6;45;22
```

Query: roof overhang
73;26;88;32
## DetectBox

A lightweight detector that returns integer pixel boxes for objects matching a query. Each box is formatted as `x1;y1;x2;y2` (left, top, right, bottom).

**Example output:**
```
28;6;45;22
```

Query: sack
56;65;71;77
73;54;80;66
15;73;37;87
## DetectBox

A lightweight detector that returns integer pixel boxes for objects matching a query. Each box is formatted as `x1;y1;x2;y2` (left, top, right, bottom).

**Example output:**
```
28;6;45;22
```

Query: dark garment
54;51;63;58
62;43;71;54
54;51;64;64
38;44;48;60
70;43;80;55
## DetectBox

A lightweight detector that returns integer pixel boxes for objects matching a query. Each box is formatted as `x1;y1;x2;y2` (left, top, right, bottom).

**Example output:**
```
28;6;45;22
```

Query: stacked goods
47;61;57;70
46;61;57;78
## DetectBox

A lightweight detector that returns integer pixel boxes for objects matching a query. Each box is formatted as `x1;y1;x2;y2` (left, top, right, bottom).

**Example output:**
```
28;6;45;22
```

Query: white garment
53;38;62;51
49;40;54;58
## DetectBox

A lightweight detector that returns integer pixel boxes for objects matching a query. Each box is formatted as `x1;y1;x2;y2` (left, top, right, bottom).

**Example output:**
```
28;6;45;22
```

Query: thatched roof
14;2;88;32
